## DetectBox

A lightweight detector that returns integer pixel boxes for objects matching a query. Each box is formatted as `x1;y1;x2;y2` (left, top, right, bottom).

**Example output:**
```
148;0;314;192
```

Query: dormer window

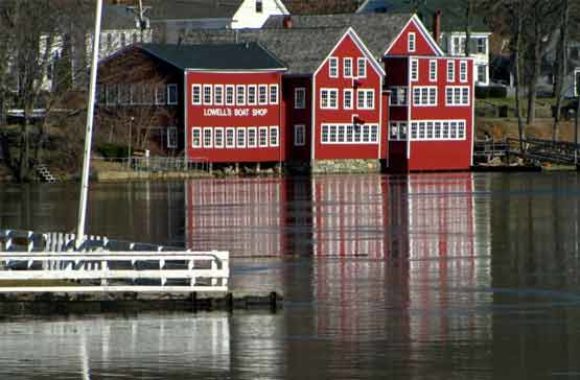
256;0;263;13
408;32;416;52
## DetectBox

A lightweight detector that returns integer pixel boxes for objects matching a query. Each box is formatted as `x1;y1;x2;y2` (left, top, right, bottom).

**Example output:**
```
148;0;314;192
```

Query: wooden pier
0;229;283;314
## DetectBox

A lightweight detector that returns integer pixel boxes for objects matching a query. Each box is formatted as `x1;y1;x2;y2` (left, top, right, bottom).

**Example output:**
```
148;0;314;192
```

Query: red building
383;15;475;172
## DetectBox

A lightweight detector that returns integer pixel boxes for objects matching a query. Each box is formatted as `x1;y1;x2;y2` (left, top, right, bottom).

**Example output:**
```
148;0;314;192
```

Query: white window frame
357;57;366;78
203;127;213;148
357;89;374;110
214;127;224;148
320;88;338;110
225;127;235;148
236;85;246;106
294;124;305;146
236;128;246;148
269;84;279;105
408;119;467;141
191;127;202;148
225;85;235;106
389;87;408;106
248;85;257;105
269;126;279;147
329;57;338;78
192;84;202;105
258;85;268;105
410;58;418;82
295;87;306;109
343;89;353;110
408;32;416;52
214;85;224;106
445;86;470;106
460;60;468;83
247;127;257;148
167;84;178;105
343;57;353;78
447;61;455;82
258;127;268;147
203;85;212;105
429;60;437;82
320;123;379;144
412;86;438;106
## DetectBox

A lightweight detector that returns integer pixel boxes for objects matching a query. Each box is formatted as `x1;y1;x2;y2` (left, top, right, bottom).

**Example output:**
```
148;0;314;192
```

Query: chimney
433;10;441;45
283;15;293;29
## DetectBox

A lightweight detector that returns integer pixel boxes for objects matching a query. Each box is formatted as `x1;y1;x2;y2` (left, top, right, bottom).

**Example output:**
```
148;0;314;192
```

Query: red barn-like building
383;15;474;172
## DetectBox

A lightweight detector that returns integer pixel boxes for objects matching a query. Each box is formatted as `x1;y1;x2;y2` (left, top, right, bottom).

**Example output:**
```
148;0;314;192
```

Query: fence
0;229;229;293
95;156;210;173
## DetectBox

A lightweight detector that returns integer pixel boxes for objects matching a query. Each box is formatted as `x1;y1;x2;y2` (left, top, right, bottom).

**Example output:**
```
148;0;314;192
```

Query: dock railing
0;229;229;293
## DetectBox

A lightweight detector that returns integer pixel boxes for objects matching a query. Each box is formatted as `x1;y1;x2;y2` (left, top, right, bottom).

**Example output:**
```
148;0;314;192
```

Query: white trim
384;15;445;57
329;57;339;78
269;126;279;147
343;57;353;78
460;60;468;83
410;58;418;82
343;88;354;109
214;84;224;106
269;84;279;105
357;57;367;78
236;127;246;148
258;126;268;147
258;84;268;105
225;127;235;148
320;88;339;109
236;84;246;106
408;119;467;141
408;32;416;53
429;59;437;82
447;60;455;82
202;127;213;148
356;89;375;110
225;85;235;105
202;84;212;105
191;127;202;148
311;77;316;161
247;84;257;105
412;86;438;107
320;123;379;144
247;126;257;148
445;86;470;106
295;87;306;109
214;127;225;148
191;84;202;105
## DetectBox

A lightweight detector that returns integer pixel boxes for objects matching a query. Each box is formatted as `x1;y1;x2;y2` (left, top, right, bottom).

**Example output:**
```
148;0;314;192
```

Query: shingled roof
182;13;411;75
357;0;490;33
146;0;243;21
139;42;287;71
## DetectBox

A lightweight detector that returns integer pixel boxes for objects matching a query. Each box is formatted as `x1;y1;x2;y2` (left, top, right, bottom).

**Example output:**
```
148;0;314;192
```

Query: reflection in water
3;173;580;377
0;314;231;379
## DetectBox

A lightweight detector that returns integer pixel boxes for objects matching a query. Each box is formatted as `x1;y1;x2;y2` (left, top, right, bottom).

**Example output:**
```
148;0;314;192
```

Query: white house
439;30;492;86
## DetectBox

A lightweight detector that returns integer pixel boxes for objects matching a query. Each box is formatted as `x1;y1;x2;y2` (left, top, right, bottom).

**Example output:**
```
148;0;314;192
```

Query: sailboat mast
76;0;103;249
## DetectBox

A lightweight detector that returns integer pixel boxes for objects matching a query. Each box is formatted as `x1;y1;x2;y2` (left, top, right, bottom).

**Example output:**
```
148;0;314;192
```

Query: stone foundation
311;159;381;174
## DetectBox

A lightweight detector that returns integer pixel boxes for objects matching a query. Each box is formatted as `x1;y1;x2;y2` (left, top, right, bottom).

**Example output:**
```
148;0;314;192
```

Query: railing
507;138;580;165
95;156;210;173
0;229;229;293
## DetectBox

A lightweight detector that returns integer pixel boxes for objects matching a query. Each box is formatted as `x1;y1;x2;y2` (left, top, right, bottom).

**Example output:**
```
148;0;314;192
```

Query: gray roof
146;0;242;21
102;5;139;30
357;0;490;32
140;42;287;71
182;13;411;74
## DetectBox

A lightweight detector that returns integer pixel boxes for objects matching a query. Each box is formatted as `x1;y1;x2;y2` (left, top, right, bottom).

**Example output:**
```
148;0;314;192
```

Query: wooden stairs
35;164;57;183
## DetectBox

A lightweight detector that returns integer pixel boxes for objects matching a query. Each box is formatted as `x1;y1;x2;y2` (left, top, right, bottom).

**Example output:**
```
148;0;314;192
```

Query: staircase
35;164;57;183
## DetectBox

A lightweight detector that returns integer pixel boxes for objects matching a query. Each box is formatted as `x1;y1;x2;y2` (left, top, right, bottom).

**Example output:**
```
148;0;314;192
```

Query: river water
1;172;580;379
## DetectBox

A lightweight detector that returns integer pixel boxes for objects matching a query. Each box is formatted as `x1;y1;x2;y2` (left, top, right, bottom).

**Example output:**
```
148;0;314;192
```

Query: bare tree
552;0;569;141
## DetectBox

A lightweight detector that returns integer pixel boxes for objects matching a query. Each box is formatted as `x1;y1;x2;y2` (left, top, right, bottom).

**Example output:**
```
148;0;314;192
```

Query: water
1;172;580;378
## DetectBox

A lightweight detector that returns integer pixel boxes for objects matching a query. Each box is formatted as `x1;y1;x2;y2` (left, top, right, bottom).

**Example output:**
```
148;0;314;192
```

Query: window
269;84;279;104
429;60;437;82
476;38;486;54
344;89;353;109
269;126;279;146
321;124;379;144
294;124;305;146
445;86;470;106
203;85;212;105
322;125;329;143
203;128;212;148
295;88;306;109
258;85;268;105
256;0;263;13
214;128;224;148
259;127;268;147
167;127;177;148
321;88;338;109
237;128;246;148
344;57;353;78
106;85;118;105
477;65;487;84
192;127;201;148
411;58;418;81
357;57;366;78
460;61;468;82
225;85;234;105
408;119;466;140
226;128;235;147
236;85;246;106
408;32;416;52
390;87;408;106
447;61;455;82
413;87;437;106
248;85;257;105
155;85;166;105
329;57;338;78
247;127;257;147
357;89;374;110
214;85;224;105
191;84;201;105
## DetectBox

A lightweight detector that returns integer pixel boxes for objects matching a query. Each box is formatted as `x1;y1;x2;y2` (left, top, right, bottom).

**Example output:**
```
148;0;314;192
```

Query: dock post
191;291;198;313
226;292;234;312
